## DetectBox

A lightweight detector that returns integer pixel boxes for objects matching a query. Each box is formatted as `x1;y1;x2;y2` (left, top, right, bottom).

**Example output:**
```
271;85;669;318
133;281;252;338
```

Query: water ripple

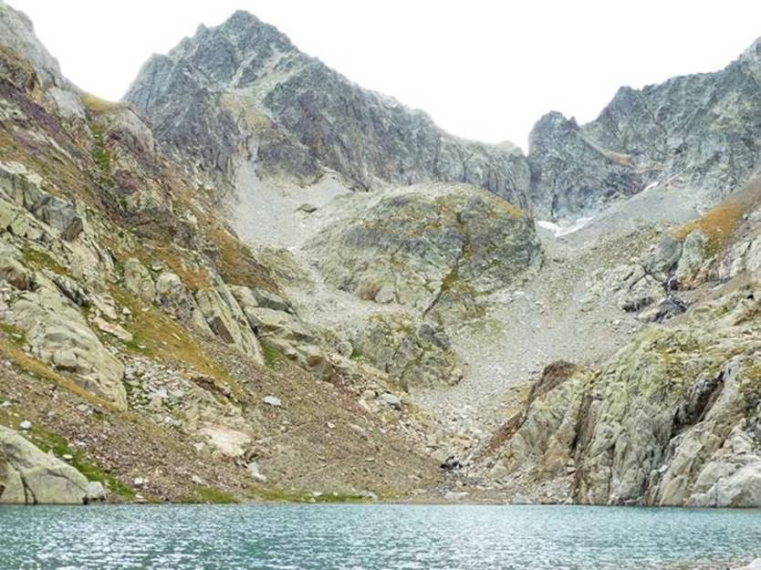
0;504;759;570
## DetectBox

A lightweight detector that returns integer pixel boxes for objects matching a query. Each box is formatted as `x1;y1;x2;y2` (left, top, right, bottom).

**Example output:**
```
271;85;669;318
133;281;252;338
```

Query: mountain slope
2;2;761;509
0;2;442;504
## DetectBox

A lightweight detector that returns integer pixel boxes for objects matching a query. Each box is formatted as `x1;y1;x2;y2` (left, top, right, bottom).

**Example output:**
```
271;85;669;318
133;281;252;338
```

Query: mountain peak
200;9;295;56
223;9;263;29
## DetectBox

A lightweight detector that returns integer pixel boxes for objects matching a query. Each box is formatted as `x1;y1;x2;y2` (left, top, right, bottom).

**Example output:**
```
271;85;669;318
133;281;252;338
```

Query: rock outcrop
351;314;462;390
481;286;761;507
310;183;540;323
0;425;94;504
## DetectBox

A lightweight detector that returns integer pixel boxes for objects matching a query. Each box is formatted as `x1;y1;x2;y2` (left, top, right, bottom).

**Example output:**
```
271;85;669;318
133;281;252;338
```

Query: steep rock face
528;112;642;218
124;11;530;204
529;41;761;218
482;287;761;507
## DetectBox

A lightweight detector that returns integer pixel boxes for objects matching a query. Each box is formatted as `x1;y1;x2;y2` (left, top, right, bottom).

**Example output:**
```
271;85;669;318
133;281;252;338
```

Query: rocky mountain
473;177;761;507
528;41;761;219
2;2;761;509
124;11;530;205
128;13;761;225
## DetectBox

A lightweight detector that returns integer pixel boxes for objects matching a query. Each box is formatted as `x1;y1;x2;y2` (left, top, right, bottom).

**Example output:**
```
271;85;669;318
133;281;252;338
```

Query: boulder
644;236;683;278
242;306;313;342
85;481;107;502
0;425;90;505
230;285;293;314
195;283;263;363
675;230;710;289
617;275;664;313
263;395;282;408
123;258;156;304
247;461;267;482
378;392;403;410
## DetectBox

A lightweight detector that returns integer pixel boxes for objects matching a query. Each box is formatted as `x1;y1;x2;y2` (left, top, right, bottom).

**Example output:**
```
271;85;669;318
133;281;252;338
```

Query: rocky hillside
0;2;444;505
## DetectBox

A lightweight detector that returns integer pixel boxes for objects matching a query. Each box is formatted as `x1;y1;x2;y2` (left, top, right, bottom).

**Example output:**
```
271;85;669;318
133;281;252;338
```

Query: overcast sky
8;1;761;148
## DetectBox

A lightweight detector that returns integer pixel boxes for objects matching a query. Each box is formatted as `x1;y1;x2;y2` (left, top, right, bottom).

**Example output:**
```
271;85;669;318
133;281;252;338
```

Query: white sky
7;1;761;148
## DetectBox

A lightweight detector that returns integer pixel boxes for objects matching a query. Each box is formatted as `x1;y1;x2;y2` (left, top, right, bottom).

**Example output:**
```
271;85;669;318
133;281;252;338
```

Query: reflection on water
0;504;759;570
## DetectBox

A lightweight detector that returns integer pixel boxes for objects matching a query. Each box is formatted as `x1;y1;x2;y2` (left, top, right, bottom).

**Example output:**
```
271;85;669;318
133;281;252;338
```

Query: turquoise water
0;504;759;569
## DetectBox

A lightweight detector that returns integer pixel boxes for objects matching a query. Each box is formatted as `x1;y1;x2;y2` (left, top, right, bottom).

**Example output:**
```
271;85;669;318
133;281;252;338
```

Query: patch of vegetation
206;226;278;291
181;485;238;504
81;93;123;114
21;246;67;275
261;338;288;368
153;248;211;291
248;484;371;503
124;330;150;355
673;202;744;256
90;124;112;185
742;363;761;411
349;346;364;361
0;322;26;346
29;427;135;499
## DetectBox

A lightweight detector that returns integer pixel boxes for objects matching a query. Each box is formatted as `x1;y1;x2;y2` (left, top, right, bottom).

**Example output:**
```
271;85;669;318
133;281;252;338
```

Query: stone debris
263;396;282;408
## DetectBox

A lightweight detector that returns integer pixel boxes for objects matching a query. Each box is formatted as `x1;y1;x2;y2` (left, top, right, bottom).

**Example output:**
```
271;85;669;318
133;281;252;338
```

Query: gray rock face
0;161;83;241
123;258;156;304
0;425;91;504
483;287;761;507
528;112;642;218
195;281;264;363
529;41;761;218
309;183;540;323
0;3;62;87
126;11;761;222
10;277;128;409
124;11;530;205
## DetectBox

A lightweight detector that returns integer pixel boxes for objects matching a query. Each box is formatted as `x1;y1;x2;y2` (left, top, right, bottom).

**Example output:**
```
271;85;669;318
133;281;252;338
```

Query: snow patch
537;216;594;237
642;181;659;193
